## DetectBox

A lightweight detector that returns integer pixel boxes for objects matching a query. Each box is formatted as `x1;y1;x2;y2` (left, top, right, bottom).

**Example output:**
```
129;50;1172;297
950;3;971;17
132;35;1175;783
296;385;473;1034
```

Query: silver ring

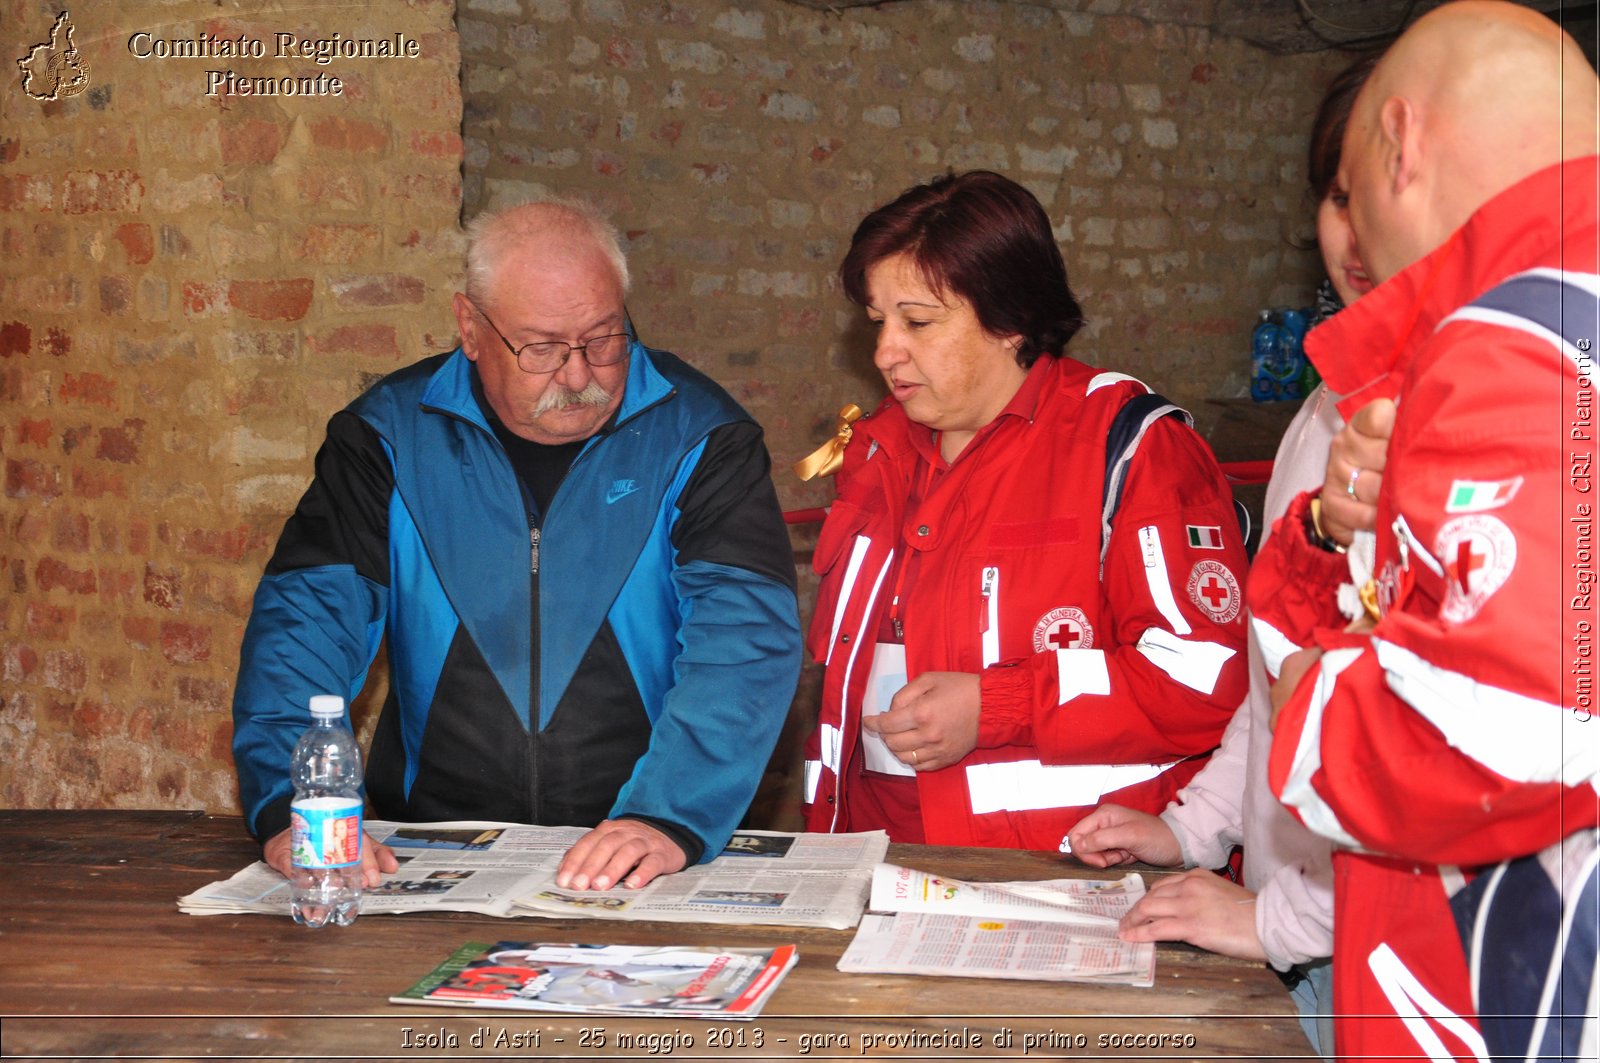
1346;467;1361;499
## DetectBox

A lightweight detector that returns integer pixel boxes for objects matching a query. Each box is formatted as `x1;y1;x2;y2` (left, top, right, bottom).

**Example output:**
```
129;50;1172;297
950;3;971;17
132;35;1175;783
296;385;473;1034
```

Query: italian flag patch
1445;477;1522;513
1186;525;1224;549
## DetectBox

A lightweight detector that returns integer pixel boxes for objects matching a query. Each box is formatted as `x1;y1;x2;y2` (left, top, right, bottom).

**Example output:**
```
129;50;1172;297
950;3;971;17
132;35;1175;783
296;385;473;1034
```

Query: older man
1252;3;1599;1058
232;199;802;892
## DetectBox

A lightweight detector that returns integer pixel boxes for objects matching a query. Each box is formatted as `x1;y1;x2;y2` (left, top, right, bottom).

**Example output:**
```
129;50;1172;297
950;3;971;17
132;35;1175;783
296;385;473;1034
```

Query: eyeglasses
466;297;630;375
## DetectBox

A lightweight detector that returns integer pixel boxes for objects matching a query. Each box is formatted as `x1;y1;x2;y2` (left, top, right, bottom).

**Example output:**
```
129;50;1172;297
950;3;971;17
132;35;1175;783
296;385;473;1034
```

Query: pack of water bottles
1250;307;1320;402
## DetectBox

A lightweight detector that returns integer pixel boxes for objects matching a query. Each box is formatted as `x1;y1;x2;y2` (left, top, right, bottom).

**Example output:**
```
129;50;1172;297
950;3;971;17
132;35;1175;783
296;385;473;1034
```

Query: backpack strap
1100;392;1192;570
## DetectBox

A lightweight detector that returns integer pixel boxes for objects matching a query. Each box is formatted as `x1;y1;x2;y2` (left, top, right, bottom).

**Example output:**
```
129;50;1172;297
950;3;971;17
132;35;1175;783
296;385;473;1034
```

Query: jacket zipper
980;565;1000;668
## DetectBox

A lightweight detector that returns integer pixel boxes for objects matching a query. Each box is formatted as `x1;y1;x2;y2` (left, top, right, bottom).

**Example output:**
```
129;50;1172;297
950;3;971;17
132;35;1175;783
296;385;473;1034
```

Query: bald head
1340;1;1598;283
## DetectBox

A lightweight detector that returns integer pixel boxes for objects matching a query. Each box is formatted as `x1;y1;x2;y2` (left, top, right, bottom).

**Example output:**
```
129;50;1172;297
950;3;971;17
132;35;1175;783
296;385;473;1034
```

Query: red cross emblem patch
1187;560;1241;624
1032;606;1095;652
1434;514;1517;623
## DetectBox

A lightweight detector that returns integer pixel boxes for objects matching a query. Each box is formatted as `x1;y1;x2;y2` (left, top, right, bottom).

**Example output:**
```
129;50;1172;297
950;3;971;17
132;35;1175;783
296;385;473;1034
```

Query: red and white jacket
1255;157;1600;1061
801;354;1249;850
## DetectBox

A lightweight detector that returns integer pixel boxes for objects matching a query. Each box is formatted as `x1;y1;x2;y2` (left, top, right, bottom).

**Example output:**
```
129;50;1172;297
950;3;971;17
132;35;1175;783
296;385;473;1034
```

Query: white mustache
533;380;613;416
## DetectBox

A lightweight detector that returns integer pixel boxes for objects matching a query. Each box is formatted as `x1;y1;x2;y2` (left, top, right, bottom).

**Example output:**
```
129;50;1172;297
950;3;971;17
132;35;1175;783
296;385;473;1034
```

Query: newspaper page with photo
836;864;1156;987
391;940;798;1019
179;822;888;929
513;830;889;930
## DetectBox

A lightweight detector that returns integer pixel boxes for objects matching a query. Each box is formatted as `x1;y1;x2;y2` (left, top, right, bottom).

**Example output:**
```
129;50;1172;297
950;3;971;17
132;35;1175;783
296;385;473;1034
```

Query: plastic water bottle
289;695;363;927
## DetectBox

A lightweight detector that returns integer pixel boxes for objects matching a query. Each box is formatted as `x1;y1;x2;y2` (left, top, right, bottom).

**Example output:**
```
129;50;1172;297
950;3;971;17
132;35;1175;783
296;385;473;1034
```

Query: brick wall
457;0;1345;826
0;0;462;811
1;0;1345;822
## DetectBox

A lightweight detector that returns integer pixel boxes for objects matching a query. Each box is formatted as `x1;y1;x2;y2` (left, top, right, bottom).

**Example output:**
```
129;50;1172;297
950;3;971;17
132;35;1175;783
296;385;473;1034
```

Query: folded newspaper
392;940;797;1019
179;820;888;930
836;863;1156;986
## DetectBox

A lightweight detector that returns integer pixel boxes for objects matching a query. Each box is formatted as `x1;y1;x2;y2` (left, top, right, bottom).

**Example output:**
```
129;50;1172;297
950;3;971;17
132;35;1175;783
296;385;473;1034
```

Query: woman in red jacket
800;171;1250;850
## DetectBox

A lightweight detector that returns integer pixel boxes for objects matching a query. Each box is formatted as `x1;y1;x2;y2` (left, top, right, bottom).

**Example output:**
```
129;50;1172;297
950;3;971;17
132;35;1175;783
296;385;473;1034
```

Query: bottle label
290;796;362;869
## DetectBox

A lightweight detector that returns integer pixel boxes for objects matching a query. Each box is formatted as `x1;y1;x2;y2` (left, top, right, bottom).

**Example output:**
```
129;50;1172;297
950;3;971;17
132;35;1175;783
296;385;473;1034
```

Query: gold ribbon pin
792;404;864;481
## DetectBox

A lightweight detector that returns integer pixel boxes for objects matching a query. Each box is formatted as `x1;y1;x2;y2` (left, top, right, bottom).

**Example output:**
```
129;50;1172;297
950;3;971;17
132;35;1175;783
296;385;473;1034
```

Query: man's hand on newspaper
863;671;980;772
1116;868;1267;962
1064;803;1183;868
261;827;398;888
556;818;687;892
1320;397;1395;545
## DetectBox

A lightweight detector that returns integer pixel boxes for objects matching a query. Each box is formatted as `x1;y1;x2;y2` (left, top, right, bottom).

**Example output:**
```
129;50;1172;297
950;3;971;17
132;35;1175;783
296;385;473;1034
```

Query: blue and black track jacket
231;343;803;861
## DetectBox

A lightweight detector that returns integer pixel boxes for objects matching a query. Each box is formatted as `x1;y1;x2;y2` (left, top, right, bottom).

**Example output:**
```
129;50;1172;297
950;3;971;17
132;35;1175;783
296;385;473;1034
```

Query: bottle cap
309;694;345;719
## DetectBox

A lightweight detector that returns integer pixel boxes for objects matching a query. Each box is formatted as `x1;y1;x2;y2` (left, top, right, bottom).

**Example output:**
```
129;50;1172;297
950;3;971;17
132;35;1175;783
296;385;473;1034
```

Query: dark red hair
839;170;1085;368
1308;52;1381;200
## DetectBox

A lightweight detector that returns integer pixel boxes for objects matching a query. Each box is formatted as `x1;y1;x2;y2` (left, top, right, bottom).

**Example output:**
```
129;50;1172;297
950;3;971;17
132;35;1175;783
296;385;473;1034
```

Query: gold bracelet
1307;497;1348;555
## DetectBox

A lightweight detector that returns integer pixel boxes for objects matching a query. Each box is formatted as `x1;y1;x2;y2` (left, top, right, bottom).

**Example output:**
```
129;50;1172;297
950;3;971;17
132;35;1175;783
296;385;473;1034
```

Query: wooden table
0;810;1309;1060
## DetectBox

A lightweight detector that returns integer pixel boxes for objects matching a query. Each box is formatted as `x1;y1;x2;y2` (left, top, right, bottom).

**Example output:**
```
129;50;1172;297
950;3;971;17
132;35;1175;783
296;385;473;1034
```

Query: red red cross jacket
1254;157;1600;1061
801;354;1249;850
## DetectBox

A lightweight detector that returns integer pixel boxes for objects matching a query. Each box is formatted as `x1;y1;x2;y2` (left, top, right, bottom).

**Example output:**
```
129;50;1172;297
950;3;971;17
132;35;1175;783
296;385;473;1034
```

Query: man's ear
1378;95;1422;195
452;292;480;361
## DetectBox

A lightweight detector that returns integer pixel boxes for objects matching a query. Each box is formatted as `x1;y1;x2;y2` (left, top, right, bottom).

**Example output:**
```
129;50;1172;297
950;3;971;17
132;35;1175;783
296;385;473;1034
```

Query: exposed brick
329;273;425;308
114;223;155;265
6;458;61;499
219;118;286;166
35;557;96;595
49;510;90;552
73;698;126;739
181;280;228;318
42;649;87;693
95;419;145;464
72;466;127;500
18;417;50;447
24;599;71;640
178;525;255;562
228;278;315;322
0;321;29;357
175;676;230;713
144;562;181;610
38;327;68;359
2;643;39;682
309;117;390;153
60;372;118;408
298;224;381;265
310;324;400;358
122;616;158;651
160;621;212;665
62;170;143;214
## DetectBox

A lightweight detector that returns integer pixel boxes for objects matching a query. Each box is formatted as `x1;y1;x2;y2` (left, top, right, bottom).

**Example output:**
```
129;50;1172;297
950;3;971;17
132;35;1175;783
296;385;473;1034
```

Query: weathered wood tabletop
0;810;1310;1060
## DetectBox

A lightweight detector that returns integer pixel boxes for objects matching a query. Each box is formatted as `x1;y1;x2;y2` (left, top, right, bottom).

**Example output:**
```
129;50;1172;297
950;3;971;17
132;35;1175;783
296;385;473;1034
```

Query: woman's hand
1117;868;1267;962
862;671;980;771
1066;803;1183;868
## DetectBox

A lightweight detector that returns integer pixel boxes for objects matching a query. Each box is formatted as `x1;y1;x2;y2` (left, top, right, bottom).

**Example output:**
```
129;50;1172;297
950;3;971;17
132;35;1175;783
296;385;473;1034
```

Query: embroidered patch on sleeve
1185;524;1224;549
1435;514;1517;623
1187;560;1241;624
1032;606;1094;652
1444;477;1522;514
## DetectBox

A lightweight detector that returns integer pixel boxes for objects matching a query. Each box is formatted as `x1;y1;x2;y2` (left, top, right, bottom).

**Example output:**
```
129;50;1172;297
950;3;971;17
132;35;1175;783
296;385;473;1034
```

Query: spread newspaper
836;863;1156;986
391;940;797;1019
179;820;888;929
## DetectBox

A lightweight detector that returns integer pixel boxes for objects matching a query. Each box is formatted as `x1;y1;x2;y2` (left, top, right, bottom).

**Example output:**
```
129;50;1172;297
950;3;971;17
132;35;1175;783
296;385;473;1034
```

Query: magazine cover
391;940;798;1019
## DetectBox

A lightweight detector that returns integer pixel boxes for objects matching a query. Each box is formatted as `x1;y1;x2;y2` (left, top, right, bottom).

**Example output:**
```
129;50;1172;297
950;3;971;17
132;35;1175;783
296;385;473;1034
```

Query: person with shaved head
1252;3;1599;1058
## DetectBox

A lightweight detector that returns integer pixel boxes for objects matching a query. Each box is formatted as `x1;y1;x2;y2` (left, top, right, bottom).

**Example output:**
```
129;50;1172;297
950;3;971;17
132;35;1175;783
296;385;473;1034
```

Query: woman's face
1317;189;1374;305
864;252;1027;438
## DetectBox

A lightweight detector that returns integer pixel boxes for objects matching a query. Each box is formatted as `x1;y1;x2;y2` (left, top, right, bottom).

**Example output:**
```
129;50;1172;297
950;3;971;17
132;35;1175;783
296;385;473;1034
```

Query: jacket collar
1307;156;1600;419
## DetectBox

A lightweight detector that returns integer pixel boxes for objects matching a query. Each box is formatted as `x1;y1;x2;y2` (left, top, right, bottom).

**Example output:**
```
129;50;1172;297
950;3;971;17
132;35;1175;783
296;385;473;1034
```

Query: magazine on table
836;864;1156;987
178;820;887;929
391;940;797;1019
